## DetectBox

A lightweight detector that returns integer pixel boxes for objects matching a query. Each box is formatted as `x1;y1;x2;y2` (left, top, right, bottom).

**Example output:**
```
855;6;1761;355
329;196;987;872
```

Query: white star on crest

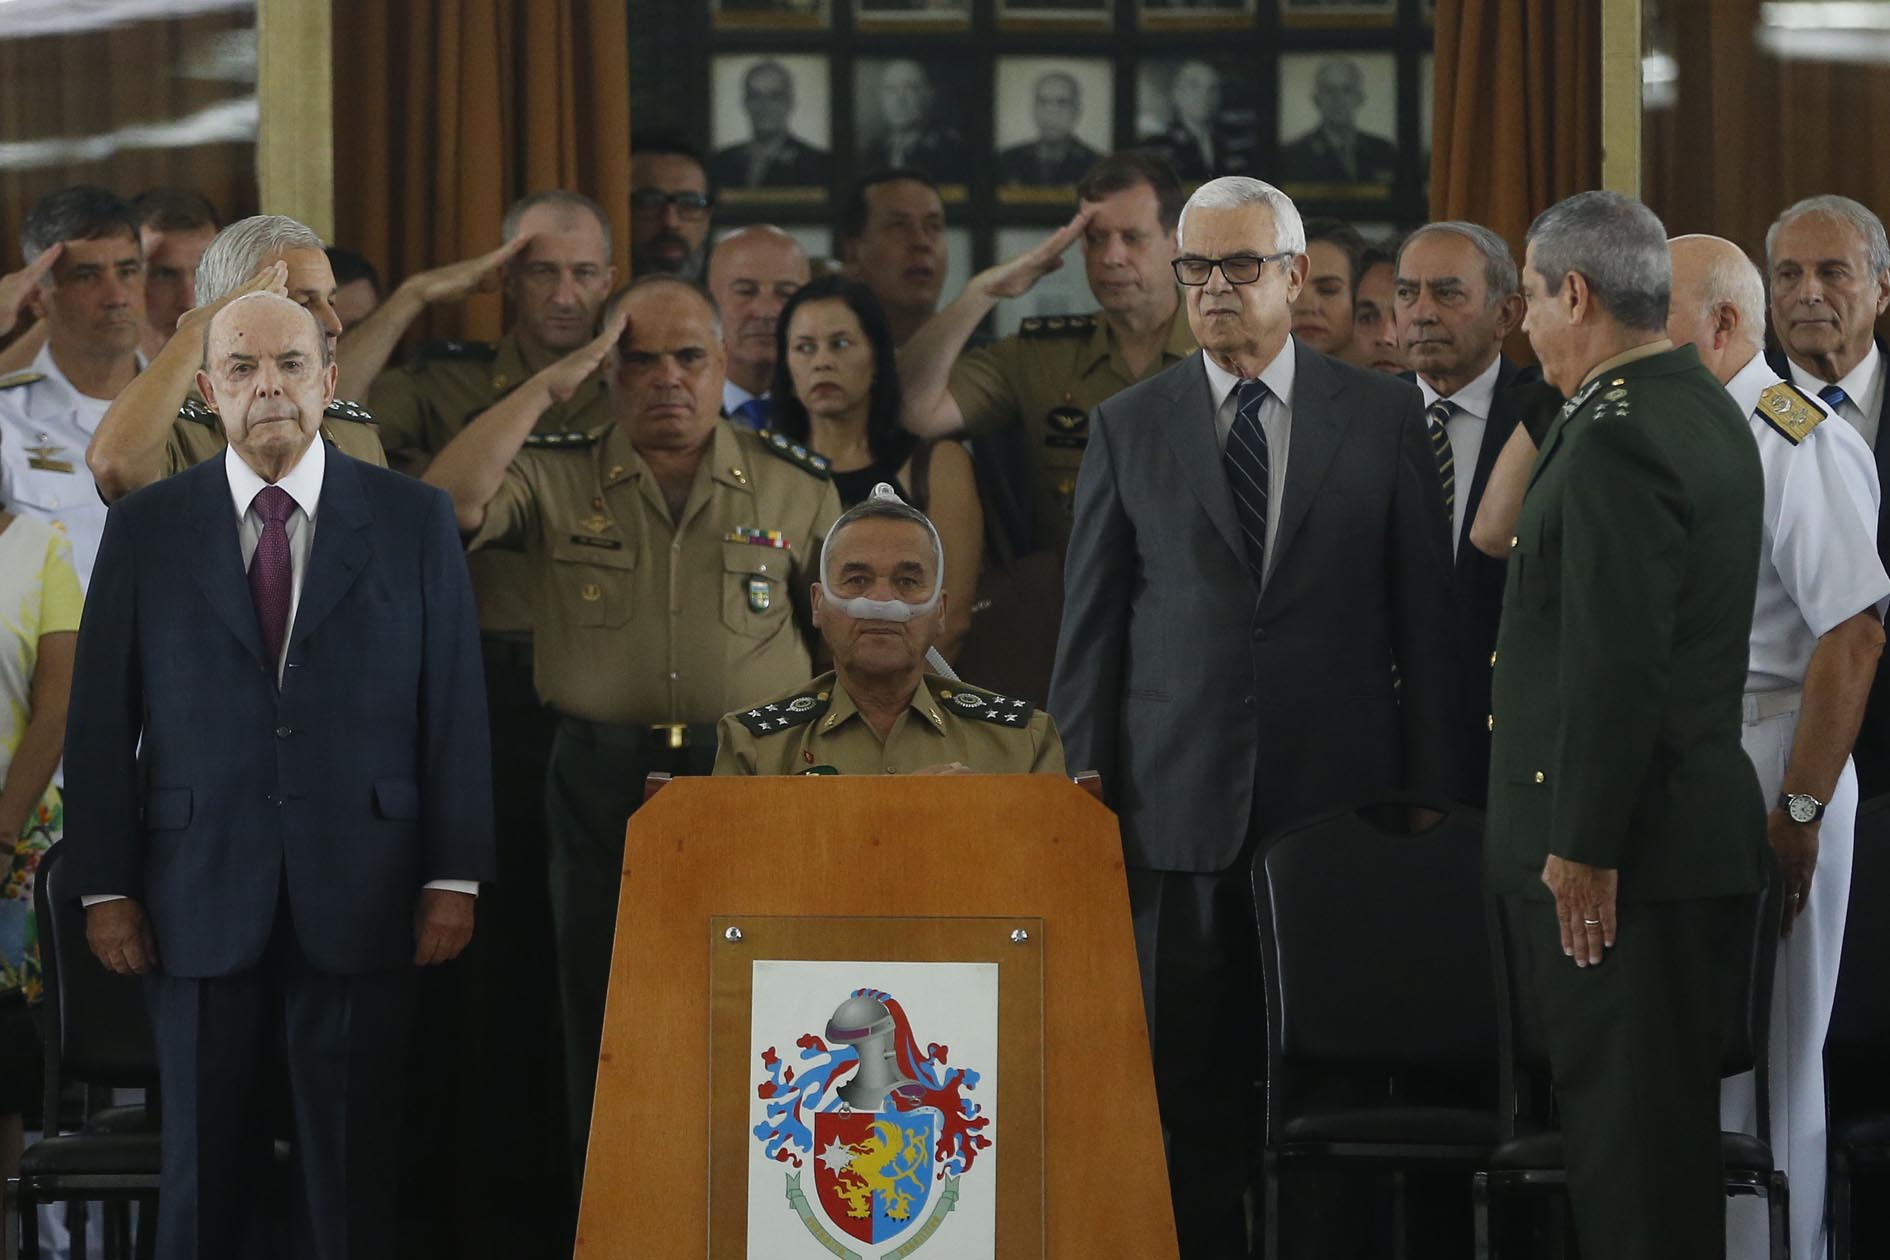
818;1139;853;1174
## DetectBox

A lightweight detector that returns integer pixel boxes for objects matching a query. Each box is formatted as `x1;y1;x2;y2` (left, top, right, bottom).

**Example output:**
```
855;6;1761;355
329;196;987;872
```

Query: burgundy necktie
248;485;296;674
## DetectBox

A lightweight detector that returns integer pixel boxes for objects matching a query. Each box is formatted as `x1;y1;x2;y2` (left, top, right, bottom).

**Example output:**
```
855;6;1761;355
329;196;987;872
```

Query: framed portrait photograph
856;0;972;33
854;57;978;203
1280;0;1397;26
993;57;1114;201
1276;50;1400;199
710;53;834;205
1137;0;1255;32
711;0;829;31
1134;57;1262;184
991;226;1094;338
1419;52;1434;196
996;0;1113;31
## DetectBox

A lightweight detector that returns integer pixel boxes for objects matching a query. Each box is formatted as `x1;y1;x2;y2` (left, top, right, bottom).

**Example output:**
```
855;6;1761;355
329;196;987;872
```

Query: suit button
1487;715;1494;732
1489;651;1498;667
1251;626;1267;641
275;725;293;739
267;794;284;807
1509;536;1519;549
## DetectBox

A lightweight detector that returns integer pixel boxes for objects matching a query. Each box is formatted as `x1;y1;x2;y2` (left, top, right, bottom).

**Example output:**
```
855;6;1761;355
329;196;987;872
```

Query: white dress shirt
722;379;766;419
1786;340;1885;450
1727;352;1890;693
83;439;475;906
1202;337;1297;588
1417;354;1502;556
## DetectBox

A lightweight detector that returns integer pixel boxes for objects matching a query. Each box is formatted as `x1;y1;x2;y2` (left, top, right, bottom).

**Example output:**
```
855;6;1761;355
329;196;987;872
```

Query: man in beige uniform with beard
425;273;842;1183
715;488;1064;776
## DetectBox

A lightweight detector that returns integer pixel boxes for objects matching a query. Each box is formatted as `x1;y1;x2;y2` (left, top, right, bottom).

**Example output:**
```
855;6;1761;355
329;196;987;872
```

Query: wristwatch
1779;792;1827;824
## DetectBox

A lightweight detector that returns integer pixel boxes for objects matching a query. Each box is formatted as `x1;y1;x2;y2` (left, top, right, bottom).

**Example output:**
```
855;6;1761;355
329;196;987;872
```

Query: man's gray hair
1673;235;1766;353
1765;194;1890;278
823;494;943;582
196;215;324;305
500;189;613;258
1177;176;1306;260
1399;220;1519;303
1524;191;1670;333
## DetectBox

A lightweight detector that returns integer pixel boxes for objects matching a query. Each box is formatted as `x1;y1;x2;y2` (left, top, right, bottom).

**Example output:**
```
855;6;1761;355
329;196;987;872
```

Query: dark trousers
145;899;415;1260
545;717;716;1187
401;638;568;1258
1129;864;1262;1260
1528;896;1748;1260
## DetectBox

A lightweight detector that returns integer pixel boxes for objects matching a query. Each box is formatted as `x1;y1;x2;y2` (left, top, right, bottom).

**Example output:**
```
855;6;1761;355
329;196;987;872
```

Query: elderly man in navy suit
64;292;495;1260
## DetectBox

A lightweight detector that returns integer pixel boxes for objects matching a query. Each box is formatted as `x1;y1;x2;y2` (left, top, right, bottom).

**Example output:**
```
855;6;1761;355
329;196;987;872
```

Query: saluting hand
413;888;476;965
974;208;1094;300
1541;854;1618;967
0;242;62;339
536;304;630;404
85;898;159;976
402;235;532;306
177;260;289;336
1765;807;1818;938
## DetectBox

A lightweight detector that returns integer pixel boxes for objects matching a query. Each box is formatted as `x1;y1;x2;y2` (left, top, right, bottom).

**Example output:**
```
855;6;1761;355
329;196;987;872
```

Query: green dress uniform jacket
1486;343;1768;900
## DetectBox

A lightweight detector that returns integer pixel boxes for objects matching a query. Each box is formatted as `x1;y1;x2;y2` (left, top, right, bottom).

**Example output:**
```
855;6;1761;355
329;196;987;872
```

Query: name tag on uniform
25;445;73;474
567;534;622;550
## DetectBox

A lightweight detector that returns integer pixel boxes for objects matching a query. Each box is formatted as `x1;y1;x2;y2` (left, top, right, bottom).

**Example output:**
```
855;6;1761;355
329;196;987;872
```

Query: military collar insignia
324;398;376;424
1020;314;1096;339
755;428;833;480
523;430;598;451
178;397;218;427
1755;381;1826;446
736;687;832;736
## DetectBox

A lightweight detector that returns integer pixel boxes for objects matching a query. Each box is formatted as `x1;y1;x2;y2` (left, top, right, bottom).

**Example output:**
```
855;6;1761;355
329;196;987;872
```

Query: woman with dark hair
772;275;981;659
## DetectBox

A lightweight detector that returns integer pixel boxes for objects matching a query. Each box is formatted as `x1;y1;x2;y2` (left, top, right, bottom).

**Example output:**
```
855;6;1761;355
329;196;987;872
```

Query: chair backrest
1490;862;1779;1140
1252;801;1497;1075
1828;793;1890;1056
32;844;161;1122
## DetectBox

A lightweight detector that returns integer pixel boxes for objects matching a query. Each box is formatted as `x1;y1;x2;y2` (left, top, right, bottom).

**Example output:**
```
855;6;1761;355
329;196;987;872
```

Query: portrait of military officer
856;58;972;191
1278;53;1401;190
1136;59;1260;182
994;63;1110;190
709;56;834;195
715;485;1065;775
424;274;842;1186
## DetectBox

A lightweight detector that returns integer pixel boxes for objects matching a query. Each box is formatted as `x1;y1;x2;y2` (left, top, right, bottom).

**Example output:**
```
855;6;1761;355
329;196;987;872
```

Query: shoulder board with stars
523;430;598;451
1754;381;1827;446
0;371;43;392
323;398;377;425
178;397;218;428
1019;314;1096;339
419;340;497;362
928;679;1038;726
755;429;832;480
736;686;831;736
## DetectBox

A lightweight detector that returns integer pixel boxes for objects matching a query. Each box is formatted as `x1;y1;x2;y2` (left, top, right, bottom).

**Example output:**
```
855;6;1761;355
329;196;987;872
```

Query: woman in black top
772;276;981;660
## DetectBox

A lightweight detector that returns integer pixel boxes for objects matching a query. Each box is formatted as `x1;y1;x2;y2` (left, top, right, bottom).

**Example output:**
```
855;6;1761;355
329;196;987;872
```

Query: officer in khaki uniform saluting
425;274;842;1181
715;486;1064;776
87;214;387;505
898;151;1197;555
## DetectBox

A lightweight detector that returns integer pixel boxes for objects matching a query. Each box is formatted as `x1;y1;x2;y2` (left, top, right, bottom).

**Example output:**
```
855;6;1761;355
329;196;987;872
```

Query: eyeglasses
630;188;714;220
1172;252;1296;287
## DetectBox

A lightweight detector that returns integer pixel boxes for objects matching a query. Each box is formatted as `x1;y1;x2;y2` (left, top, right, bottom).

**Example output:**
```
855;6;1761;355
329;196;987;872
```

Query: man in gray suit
1049;175;1465;1257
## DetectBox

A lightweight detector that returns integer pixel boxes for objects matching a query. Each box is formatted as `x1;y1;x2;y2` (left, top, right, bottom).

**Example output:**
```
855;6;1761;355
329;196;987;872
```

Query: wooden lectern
573;775;1177;1258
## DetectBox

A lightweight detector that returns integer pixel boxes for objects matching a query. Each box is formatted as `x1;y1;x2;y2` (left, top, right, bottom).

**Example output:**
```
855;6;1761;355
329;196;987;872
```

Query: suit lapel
289;447;373;652
1156;353;1247;563
185;457;270;667
1268;342;1351;573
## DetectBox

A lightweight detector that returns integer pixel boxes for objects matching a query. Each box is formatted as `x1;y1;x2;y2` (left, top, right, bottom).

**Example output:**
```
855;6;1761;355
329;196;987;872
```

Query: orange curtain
332;0;631;344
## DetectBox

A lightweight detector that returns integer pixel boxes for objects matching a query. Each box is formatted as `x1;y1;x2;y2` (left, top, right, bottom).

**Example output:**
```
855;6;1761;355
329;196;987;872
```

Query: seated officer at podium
714;485;1065;775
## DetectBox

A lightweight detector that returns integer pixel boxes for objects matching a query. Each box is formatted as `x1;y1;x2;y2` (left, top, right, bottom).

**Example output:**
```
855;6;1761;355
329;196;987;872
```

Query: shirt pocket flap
721;539;787;579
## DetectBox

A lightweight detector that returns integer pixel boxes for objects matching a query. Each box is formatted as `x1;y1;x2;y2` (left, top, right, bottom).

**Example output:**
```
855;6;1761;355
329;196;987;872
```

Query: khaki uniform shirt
947;302;1197;553
470;421;842;726
712;670;1066;776
167;396;388;472
366;332;612;635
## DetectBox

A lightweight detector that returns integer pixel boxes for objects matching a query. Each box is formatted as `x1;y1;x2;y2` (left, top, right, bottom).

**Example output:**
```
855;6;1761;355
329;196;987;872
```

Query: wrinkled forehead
208;293;324;359
1772;212;1872;268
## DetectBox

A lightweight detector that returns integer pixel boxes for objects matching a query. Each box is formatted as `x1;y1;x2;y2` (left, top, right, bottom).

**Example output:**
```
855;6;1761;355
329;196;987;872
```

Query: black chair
1474;881;1789;1259
1828;793;1890;1260
1251;800;1502;1260
2;844;161;1260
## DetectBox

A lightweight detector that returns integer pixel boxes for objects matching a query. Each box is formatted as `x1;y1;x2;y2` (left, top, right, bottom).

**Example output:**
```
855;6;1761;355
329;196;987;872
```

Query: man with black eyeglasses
1050;175;1462;1258
631;131;715;280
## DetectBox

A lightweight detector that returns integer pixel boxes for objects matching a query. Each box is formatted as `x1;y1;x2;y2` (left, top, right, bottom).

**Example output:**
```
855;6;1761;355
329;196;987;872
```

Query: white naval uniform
1719;353;1890;1260
0;342;139;590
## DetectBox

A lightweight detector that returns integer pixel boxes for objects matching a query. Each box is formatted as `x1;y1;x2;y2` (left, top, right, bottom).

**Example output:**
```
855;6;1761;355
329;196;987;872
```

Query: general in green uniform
1488;193;1767;1260
715;672;1064;776
948;304;1196;554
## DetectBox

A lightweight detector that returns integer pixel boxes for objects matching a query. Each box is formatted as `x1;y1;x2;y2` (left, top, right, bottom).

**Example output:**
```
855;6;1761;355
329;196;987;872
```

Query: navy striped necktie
1426;399;1457;521
1224;378;1272;586
1820;384;1850;413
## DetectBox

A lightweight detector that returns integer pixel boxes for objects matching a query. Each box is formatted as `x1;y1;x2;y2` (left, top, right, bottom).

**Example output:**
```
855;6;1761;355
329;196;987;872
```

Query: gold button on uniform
1509;536;1519;549
1490;650;1498;666
1534;771;1545;784
1487;715;1494;732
